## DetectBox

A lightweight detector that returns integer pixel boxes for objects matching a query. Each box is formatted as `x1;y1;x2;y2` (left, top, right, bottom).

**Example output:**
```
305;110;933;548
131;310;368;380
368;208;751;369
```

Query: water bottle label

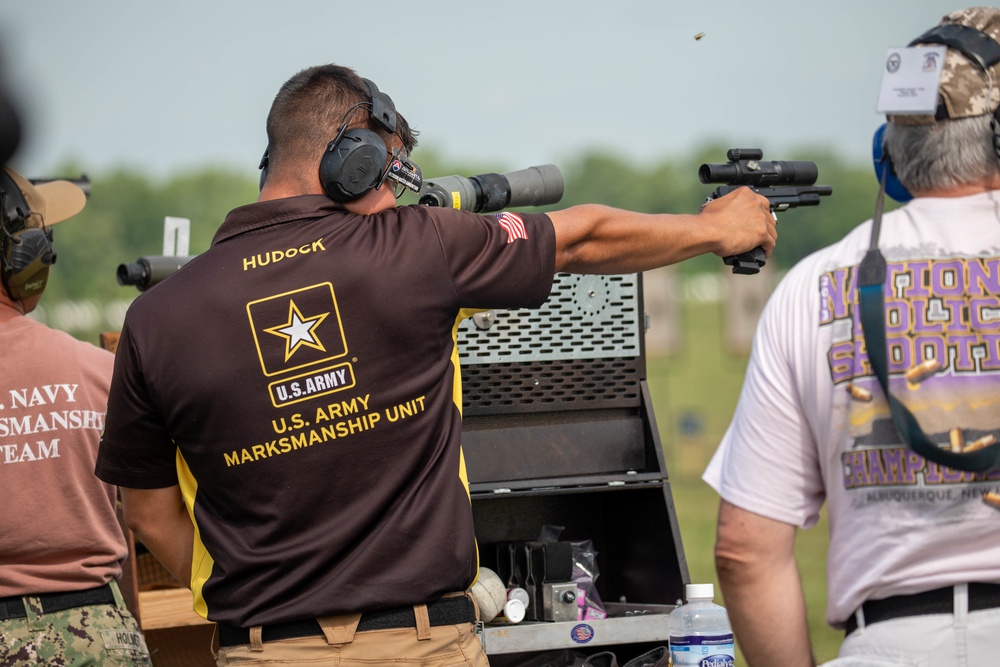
669;634;735;667
669;634;733;647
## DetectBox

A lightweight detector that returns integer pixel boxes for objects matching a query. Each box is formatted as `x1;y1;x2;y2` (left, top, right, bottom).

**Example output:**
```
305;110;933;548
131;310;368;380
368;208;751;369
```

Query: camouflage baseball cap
890;6;1000;126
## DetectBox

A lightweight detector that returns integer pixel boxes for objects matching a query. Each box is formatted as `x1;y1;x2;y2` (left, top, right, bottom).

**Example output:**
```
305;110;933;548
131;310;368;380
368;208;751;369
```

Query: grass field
645;299;842;664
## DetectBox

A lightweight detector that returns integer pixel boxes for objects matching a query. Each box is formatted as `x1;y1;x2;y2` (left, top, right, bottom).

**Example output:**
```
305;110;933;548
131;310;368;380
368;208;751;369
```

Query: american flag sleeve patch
495;212;528;243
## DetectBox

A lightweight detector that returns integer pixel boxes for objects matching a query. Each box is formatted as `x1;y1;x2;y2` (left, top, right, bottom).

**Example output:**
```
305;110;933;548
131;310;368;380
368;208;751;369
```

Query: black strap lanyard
856;171;1000;472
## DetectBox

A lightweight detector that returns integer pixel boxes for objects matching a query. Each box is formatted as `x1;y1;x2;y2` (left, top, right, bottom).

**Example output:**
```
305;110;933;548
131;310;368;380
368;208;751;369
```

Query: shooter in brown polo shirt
96;63;775;666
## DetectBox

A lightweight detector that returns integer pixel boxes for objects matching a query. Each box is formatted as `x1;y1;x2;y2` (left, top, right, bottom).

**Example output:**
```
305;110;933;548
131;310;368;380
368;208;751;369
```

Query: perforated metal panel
458;274;641;364
458;274;644;415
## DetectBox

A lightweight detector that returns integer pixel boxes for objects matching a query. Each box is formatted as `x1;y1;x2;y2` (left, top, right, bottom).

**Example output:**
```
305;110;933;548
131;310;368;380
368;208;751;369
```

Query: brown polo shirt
96;195;555;627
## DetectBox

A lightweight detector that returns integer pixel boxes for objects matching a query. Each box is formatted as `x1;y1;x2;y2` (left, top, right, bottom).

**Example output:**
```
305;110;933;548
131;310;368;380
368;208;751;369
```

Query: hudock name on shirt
242;239;327;271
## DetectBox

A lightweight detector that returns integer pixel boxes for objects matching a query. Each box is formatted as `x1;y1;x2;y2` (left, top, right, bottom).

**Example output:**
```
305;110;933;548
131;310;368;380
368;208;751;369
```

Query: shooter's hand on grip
698;186;777;272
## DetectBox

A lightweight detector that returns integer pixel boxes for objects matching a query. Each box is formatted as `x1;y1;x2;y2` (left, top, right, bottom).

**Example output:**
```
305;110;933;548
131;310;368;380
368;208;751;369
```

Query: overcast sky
0;1;974;182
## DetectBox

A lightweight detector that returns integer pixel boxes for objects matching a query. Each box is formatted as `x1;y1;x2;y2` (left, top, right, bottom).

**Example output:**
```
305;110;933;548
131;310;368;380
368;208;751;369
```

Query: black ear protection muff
258;78;422;202
318;78;402;203
873;21;1000;202
0;169;55;300
258;147;270;192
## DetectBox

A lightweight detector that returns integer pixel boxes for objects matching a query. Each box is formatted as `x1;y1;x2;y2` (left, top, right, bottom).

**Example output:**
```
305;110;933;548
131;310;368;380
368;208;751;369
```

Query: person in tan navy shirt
0;166;149;666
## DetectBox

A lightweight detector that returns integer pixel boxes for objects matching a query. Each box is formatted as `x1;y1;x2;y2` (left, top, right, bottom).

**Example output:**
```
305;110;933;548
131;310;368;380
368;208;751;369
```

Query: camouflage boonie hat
889;6;1000;126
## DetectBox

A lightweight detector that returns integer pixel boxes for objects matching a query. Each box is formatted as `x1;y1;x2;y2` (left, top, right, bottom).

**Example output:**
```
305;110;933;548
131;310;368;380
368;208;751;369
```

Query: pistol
699;148;832;274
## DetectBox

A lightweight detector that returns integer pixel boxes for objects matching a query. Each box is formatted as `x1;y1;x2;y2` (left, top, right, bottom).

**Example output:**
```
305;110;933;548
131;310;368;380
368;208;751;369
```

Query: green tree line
37;143;891;341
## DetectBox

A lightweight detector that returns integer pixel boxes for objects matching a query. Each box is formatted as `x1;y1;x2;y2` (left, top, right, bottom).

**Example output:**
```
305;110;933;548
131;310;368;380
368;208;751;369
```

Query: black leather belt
218;596;477;648
845;582;1000;636
0;583;116;621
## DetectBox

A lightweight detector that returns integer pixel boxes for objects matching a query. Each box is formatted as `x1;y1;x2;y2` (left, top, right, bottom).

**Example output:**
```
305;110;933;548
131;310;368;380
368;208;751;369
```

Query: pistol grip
723;246;765;275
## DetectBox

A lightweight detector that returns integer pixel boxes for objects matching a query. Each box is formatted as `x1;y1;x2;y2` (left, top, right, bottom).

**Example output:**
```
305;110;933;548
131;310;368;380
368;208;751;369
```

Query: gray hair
884;114;999;193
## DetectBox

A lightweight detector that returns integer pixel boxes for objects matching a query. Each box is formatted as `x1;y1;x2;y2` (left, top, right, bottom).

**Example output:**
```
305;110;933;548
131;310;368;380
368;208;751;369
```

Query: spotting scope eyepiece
117;255;192;292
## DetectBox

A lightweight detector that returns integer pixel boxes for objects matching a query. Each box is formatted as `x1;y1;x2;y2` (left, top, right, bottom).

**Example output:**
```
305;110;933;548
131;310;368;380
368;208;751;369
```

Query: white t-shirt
703;191;1000;628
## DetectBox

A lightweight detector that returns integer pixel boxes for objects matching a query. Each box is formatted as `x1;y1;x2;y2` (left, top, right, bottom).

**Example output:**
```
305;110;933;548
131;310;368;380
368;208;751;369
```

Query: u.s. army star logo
247;283;355;408
263;300;329;362
246;283;348;377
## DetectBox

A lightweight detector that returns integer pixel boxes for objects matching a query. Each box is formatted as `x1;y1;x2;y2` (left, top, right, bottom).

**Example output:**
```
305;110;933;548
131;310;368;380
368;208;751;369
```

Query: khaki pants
216;610;489;667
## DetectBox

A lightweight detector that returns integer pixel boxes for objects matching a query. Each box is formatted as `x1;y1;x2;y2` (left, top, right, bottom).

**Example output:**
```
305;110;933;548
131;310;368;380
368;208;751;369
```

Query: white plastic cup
502;598;526;623
506;587;530;609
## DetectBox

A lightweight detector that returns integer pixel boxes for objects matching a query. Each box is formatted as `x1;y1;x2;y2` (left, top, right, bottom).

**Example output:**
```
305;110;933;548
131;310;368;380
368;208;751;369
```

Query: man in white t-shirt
703;7;1000;666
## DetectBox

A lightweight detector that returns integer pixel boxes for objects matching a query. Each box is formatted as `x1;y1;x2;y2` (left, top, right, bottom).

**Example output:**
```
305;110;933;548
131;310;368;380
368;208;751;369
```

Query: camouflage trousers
0;580;151;666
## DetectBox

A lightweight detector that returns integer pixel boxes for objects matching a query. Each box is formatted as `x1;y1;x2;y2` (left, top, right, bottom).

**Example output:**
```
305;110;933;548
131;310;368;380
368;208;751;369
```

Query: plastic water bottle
668;583;735;667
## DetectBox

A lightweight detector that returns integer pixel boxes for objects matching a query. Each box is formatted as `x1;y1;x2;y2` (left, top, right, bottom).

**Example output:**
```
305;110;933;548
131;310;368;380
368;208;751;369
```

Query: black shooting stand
458;272;689;664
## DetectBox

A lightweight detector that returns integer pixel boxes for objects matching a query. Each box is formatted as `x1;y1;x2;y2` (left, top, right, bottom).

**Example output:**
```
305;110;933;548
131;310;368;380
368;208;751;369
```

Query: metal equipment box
458;272;690;664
